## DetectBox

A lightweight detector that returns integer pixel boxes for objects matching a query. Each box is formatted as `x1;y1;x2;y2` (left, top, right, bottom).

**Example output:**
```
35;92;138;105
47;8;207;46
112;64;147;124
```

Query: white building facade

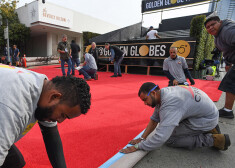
16;0;119;57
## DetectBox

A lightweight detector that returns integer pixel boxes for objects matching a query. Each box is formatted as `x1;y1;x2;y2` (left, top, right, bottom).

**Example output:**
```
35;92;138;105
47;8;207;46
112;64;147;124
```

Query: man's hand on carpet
129;138;142;145
120;146;137;154
189;78;195;85
173;79;178;86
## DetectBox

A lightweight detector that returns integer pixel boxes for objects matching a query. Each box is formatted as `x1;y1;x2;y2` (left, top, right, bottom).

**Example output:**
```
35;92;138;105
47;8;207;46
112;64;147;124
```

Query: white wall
16;0;119;34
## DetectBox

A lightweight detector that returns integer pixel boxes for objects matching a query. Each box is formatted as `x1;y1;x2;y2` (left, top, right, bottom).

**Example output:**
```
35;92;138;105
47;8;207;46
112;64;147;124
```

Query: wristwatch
134;144;139;149
140;137;146;141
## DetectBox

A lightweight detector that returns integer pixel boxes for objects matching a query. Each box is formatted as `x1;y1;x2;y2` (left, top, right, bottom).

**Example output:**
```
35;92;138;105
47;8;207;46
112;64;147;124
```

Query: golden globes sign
85;37;196;69
142;0;210;13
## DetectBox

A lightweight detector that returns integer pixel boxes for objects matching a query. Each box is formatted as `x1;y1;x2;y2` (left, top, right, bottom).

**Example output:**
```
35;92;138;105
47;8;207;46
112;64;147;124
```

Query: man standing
0;64;91;167
205;14;235;119
70;40;81;76
163;47;195;86
105;43;124;77
146;26;161;40
88;42;100;65
13;45;20;67
79;53;98;81
120;82;230;154
57;34;72;76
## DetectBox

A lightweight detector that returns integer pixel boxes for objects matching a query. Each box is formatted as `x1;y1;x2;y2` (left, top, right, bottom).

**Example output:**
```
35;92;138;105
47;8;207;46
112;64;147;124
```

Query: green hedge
190;15;215;71
83;31;100;46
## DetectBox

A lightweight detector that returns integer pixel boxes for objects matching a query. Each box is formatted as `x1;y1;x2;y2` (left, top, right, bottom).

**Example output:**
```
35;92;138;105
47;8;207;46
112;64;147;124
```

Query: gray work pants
166;122;214;150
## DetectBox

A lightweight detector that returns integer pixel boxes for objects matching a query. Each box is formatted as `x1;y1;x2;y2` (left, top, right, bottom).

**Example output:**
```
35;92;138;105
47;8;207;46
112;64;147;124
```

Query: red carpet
15;65;222;168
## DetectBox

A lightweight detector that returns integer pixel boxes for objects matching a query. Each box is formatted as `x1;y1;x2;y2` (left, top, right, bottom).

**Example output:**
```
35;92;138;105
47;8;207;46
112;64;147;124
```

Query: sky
17;0;210;29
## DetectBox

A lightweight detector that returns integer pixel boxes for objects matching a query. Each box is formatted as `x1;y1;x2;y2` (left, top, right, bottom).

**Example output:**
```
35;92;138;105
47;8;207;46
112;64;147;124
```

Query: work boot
209;124;221;134
212;134;231;150
219;108;234;119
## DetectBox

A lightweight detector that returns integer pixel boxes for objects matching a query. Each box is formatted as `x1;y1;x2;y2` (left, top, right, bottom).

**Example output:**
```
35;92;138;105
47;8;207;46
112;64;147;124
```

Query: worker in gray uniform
163;47;195;86
120;82;230;154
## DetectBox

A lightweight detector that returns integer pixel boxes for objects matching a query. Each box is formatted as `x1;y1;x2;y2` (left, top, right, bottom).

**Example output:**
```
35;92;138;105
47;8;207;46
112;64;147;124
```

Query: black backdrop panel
91;37;196;69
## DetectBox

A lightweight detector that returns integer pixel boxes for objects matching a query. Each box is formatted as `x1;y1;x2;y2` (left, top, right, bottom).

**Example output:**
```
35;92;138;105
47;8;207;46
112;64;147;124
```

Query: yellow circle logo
171;0;177;4
139;45;149;56
171;40;191;58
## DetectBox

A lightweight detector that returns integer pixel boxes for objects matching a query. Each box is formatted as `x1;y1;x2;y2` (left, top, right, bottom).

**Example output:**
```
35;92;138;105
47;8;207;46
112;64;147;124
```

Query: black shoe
219;108;234;119
85;78;92;81
118;74;122;77
94;73;98;80
111;75;117;77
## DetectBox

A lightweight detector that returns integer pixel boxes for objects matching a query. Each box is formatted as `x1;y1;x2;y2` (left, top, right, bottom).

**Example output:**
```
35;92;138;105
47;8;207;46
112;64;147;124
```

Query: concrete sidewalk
114;69;235;168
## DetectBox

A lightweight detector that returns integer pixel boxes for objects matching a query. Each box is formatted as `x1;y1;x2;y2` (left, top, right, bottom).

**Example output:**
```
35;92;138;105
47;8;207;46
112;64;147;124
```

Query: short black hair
204;16;220;27
105;43;110;46
51;76;91;114
71;40;75;43
138;82;160;97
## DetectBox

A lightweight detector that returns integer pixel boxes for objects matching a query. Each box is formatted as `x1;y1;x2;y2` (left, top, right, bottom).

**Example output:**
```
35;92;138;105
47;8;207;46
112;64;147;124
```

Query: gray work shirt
85;53;97;70
0;66;56;165
138;86;218;151
163;56;188;83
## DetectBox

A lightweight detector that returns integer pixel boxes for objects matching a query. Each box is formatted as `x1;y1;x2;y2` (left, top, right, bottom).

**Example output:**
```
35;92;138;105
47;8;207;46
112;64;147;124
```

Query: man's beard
34;105;56;121
150;95;157;108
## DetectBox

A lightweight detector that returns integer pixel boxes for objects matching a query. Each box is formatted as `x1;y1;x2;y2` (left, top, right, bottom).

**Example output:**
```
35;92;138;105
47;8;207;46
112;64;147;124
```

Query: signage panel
86;37;196;69
142;0;209;13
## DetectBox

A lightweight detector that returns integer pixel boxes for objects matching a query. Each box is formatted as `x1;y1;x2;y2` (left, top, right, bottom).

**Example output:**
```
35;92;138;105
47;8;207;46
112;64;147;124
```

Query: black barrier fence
85;37;196;72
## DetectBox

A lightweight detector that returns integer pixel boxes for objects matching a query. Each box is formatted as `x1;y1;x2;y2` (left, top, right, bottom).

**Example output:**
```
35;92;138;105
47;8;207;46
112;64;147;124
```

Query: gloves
189;78;195;85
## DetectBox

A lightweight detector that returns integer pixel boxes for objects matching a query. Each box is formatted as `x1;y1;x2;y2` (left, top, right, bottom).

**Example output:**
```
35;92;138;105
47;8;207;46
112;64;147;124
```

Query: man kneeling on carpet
0;65;91;168
79;53;98;81
120;82;230;154
163;47;195;86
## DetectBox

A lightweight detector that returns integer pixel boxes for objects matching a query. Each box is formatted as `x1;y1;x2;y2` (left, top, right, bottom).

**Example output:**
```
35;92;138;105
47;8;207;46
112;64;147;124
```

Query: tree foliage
83;31;100;46
190;15;215;72
0;0;30;55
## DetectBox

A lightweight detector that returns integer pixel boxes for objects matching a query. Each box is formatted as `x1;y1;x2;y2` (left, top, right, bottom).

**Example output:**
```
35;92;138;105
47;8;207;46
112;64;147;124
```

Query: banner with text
142;0;209;13
85;37;196;68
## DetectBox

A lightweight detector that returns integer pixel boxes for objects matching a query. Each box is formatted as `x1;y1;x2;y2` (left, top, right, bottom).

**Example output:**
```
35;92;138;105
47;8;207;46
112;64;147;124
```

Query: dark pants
1;144;25;168
218;65;235;94
71;57;80;75
79;65;96;79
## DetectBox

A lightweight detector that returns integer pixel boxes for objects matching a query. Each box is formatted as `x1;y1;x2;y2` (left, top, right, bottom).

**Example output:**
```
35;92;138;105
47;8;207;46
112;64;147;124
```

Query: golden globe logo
139;45;149;56
171;0;177;4
170;40;191;58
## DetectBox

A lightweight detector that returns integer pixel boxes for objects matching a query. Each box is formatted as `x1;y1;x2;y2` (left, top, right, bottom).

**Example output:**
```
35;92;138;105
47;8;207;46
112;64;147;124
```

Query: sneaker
212;134;231;150
111;75;117;77
209;124;221;134
118;74;122;77
219;108;234;119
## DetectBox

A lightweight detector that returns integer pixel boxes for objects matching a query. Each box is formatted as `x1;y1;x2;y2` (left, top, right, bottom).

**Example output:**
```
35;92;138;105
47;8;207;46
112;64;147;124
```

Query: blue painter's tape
99;130;145;168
